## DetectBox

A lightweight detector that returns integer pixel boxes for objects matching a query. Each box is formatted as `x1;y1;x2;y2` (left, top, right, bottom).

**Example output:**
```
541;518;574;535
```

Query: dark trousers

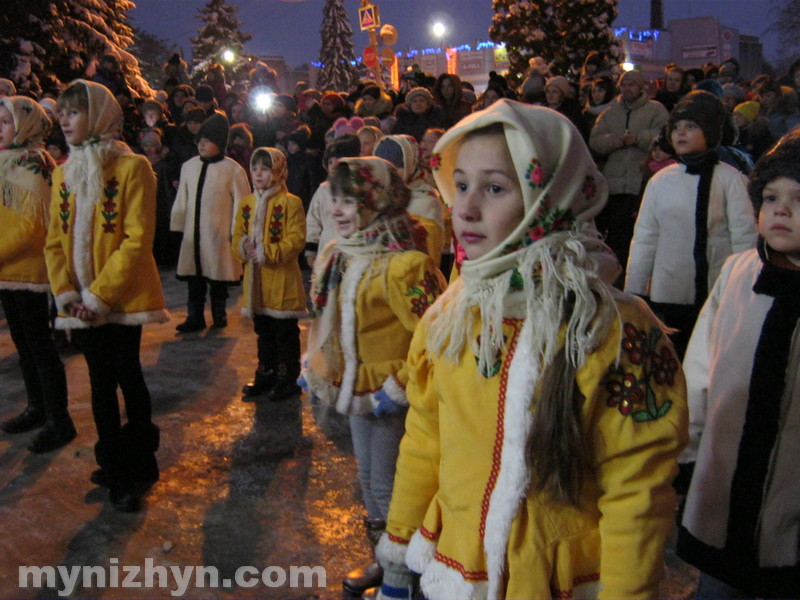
186;277;229;306
253;315;300;381
594;193;641;286
0;290;68;416
649;301;700;360
73;324;159;483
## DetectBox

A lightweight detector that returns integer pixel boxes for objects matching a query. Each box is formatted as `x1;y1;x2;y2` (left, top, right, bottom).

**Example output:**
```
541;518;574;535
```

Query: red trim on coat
433;551;488;582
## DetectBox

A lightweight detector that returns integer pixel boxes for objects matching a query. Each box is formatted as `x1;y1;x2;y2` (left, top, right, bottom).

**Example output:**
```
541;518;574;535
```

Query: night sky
129;0;781;68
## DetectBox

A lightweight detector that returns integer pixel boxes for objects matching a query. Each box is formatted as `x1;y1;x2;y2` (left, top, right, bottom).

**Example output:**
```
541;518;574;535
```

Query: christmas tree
316;0;359;92
190;0;252;81
0;0;153;97
489;0;561;83
489;0;623;81
553;0;624;77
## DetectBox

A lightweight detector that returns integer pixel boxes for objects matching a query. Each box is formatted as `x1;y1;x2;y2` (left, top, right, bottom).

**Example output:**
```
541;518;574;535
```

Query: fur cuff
419;558;487;600
382;375;408;406
82;289;112;316
405;529;437;574
376;532;409;567
55;290;81;313
0;281;51;293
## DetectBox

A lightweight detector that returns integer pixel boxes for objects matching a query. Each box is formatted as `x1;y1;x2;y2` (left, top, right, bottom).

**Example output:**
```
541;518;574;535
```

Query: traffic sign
363;46;378;68
359;5;380;31
380;46;395;67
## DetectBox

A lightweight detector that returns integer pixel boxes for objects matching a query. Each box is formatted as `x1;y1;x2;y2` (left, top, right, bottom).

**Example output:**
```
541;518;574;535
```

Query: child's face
545;86;563;108
59;106;89;145
733;112;749;130
144;110;160;128
0;105;15;148
650;147;670;163
141;139;161;156
251;161;273;191
197;137;221;158
331;193;371;238
419;131;441;159
670;119;707;155
326;157;339;175
358;131;376;156
287;140;300;155
452;132;525;260
590;85;607;106
758;177;800;264
187;120;203;135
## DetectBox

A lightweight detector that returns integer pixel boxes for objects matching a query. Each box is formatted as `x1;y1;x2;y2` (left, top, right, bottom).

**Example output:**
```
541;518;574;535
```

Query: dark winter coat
286;150;325;211
391;104;447;143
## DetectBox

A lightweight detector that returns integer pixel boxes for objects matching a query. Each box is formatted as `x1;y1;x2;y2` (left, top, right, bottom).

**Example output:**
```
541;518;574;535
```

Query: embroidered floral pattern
101;177;119;234
429;153;441;171
525;157;545;189
474;331;507;378
406;270;442;317
58;183;71;233
499;195;575;257
18;151;54;184
241;204;251;235
604;323;676;421
269;204;284;243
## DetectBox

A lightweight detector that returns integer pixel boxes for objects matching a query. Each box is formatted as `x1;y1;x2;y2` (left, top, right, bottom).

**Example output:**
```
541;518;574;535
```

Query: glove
374;389;406;418
376;562;415;600
297;373;308;392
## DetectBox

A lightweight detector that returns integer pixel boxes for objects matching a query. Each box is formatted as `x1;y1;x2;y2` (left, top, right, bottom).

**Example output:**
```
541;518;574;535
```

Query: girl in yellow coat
0;96;76;453
375;100;689;600
300;157;446;595
46;80;169;512
232;147;307;401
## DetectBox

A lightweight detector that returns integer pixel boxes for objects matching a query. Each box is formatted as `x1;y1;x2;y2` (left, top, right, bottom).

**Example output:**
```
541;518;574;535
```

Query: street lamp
431;21;446;40
222;49;236;63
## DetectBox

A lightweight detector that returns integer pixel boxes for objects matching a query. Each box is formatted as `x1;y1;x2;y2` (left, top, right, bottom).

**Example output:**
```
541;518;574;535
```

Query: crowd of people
1;46;800;600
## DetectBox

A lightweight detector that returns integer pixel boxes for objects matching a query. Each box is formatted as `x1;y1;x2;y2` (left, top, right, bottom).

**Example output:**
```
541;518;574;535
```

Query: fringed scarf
0;96;54;228
678;148;719;309
61;80;133;290
429;99;620;600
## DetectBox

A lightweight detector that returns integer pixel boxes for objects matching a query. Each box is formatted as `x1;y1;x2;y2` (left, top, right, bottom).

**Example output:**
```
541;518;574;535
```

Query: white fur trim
81;288;111;316
54;308;170;330
376;532;409;566
573;579;602;599
55;290;81;313
382;374;408;406
405;529;437;574
302;366;378;416
0;281;51;293
71;182;95;290
418;555;487;600
483;318;537;600
335;256;370;415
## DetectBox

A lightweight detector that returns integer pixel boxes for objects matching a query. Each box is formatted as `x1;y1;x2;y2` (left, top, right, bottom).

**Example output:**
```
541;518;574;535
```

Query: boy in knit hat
626;90;758;358
734;101;773;161
171;113;250;332
677;129;800;600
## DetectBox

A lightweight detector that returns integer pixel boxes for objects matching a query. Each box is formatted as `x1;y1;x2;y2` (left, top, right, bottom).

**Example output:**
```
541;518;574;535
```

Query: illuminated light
432;21;446;39
222;49;235;63
249;86;274;112
622;62;635;71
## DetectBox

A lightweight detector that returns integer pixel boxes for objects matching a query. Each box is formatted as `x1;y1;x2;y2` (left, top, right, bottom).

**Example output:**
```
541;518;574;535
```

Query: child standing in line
304;134;361;270
677;130;800;599
0;96;76;453
232;148;307;402
626;91;758;358
171;113;250;332
375;100;688;600
46;80;169;512
300;157;446;597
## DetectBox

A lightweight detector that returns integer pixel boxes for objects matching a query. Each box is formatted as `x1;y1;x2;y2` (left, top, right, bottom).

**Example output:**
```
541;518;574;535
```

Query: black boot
342;518;386;597
28;364;76;453
107;422;160;513
265;364;301;402
176;302;206;332
242;367;275;400
1;356;46;433
210;299;227;328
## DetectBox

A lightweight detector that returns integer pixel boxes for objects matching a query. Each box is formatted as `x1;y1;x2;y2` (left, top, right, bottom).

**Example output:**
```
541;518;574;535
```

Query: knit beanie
405;87;434;105
545;76;572;99
195;85;215;103
721;83;744;103
669;90;726;149
733;101;760;124
321;91;344;109
196;113;229;150
373;136;404;169
184;107;207;124
332;116;365;138
619;69;646;91
286;126;310;150
695;78;723;98
323;134;361;164
748;128;800;212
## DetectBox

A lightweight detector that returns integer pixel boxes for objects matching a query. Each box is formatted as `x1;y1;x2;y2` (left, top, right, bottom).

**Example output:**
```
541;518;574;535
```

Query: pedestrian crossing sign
359;4;380;31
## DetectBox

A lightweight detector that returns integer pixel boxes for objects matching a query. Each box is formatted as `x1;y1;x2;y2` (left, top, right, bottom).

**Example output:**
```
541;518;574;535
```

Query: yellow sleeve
581;302;689;599
89;157;157;308
231;195;251;264
386;318;442;542
45;169;77;301
261;194;306;266
0;188;46;264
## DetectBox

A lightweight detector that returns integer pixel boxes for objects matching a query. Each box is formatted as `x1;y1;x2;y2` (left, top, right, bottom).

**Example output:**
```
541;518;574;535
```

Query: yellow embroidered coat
45;155;169;329
232;190;307;318
0;151;54;292
380;296;688;600
304;248;446;416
